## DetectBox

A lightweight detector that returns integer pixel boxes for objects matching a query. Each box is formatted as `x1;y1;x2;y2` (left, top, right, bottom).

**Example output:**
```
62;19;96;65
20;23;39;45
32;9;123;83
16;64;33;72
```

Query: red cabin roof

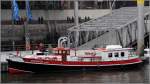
52;47;70;51
96;48;107;52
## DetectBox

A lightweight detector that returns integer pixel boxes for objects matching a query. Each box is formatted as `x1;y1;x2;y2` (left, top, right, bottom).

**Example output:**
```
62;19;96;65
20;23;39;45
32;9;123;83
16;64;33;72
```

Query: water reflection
1;64;149;83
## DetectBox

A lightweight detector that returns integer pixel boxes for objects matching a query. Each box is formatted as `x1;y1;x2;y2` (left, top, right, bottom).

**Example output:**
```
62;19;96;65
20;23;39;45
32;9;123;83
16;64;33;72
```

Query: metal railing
1;44;57;51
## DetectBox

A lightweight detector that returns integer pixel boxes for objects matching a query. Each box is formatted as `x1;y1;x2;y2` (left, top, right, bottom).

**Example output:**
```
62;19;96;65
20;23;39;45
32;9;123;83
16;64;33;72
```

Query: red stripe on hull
8;68;33;74
24;58;142;66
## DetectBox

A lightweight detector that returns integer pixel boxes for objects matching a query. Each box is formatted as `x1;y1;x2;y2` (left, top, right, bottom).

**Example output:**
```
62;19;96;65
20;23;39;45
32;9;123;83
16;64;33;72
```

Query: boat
6;45;143;73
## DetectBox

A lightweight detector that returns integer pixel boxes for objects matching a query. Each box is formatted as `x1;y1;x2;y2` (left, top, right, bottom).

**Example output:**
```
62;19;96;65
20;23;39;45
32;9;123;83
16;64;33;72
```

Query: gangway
68;7;150;49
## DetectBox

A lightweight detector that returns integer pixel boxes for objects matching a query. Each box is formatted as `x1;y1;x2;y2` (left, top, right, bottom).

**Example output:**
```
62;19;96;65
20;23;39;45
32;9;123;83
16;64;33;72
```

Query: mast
137;0;145;56
11;0;19;51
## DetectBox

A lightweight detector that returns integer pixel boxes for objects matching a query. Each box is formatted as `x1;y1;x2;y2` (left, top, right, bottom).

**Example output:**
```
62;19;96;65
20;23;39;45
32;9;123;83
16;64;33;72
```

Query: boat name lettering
30;60;50;64
85;52;95;55
30;60;44;63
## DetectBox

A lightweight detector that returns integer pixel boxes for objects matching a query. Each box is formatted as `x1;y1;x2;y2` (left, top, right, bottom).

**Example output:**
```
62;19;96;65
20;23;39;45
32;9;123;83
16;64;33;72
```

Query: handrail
1;44;57;51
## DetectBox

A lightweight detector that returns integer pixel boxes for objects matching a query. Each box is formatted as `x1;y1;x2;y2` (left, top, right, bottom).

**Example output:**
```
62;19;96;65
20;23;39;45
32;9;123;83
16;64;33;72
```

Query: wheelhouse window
63;50;66;54
54;50;59;54
58;50;61;54
67;51;70;55
121;52;125;57
114;52;119;57
108;53;112;57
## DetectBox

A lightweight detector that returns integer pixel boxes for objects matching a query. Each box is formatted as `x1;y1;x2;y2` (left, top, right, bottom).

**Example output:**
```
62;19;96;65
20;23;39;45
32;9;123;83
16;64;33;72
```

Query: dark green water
1;64;150;83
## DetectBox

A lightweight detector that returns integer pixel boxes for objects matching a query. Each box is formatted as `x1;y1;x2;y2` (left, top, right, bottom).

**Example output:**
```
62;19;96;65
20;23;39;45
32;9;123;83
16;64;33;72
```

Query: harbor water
1;63;149;83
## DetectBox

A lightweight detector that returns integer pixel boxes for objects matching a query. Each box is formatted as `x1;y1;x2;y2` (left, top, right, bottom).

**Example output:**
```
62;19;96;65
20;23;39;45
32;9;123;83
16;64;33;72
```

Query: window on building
121;52;125;57
114;52;119;57
108;53;112;57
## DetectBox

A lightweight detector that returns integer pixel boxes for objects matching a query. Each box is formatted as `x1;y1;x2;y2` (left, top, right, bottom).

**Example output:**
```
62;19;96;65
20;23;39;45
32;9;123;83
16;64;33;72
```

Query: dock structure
68;7;150;49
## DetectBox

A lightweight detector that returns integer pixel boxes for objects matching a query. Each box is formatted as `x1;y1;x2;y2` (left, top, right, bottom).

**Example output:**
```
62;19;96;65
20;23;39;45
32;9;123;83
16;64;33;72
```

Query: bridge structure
68;7;150;49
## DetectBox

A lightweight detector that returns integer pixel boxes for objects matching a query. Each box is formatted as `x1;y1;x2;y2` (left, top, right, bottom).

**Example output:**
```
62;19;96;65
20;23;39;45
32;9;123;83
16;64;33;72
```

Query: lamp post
74;0;79;48
25;0;31;51
11;1;16;51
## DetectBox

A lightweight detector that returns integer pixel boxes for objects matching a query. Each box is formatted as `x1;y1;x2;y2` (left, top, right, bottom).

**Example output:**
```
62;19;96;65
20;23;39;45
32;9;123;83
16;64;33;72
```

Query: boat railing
8;53;24;62
76;56;102;62
8;53;21;58
129;55;139;59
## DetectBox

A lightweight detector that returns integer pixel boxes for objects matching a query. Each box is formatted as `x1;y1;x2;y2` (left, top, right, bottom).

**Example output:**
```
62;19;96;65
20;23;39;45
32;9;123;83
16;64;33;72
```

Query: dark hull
7;59;143;73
